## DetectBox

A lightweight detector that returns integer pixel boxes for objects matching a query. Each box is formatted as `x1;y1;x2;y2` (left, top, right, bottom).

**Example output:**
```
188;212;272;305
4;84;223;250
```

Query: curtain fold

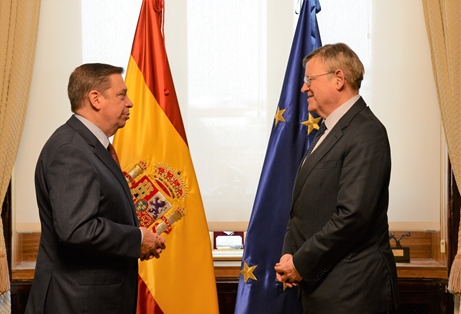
421;0;461;308
0;0;41;311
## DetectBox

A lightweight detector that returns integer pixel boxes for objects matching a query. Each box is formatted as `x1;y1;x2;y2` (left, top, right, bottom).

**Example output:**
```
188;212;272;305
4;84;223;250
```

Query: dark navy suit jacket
26;116;140;314
283;97;399;313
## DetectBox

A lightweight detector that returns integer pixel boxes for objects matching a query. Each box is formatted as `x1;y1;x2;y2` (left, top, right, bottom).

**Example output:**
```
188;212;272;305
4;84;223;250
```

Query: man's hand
274;254;302;288
139;227;166;261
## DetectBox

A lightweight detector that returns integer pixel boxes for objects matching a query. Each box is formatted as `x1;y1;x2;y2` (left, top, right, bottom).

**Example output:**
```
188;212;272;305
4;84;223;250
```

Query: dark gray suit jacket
283;97;399;313
26;116;141;314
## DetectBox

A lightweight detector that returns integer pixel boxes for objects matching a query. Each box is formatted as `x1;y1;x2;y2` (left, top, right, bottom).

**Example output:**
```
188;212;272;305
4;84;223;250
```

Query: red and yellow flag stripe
113;1;219;313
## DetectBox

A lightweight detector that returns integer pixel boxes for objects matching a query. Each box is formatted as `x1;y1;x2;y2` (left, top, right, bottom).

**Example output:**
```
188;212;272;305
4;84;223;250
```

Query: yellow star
274;106;286;127
240;261;257;283
301;112;322;134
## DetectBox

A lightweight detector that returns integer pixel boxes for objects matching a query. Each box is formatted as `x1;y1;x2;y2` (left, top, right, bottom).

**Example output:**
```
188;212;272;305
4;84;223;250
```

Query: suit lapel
292;98;367;202
67;116;138;225
95;145;139;226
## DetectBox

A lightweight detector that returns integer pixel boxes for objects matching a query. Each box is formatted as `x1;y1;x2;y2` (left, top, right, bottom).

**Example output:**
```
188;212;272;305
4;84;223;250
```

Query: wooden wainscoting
213;231;449;280
12;230;449;282
11;232;39;281
10;230;450;314
390;231;448;279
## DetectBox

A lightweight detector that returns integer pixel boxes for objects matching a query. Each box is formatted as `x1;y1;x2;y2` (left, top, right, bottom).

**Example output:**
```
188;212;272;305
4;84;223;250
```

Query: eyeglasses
303;71;335;85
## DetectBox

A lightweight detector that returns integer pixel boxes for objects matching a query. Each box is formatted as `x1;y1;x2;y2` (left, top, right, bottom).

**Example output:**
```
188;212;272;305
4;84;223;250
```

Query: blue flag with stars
234;0;322;313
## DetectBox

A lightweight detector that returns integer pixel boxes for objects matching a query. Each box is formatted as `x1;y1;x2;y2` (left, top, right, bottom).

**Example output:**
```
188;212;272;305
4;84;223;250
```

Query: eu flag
234;0;322;313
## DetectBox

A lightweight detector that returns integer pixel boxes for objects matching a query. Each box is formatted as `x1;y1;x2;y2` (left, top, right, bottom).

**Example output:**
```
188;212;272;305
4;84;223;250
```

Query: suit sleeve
39;142;141;259
282;219;294;255
292;118;391;285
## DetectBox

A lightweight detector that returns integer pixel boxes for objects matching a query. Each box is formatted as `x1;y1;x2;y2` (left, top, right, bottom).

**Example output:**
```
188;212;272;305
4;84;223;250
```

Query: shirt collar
74;114;110;148
324;94;360;130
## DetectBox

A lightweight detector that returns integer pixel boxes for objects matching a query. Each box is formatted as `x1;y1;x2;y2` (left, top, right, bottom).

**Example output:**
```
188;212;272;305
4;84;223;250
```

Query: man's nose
126;96;134;108
301;82;310;93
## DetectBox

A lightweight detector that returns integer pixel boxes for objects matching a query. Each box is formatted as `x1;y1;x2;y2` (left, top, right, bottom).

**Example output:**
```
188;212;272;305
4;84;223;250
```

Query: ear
334;69;346;90
88;90;102;110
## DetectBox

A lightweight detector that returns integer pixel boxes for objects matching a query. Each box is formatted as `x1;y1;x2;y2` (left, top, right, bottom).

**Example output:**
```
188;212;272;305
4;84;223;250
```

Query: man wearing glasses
275;43;399;313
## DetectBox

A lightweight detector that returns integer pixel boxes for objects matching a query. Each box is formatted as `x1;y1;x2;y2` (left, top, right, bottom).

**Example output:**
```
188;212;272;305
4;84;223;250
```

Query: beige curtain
0;0;41;311
422;0;461;305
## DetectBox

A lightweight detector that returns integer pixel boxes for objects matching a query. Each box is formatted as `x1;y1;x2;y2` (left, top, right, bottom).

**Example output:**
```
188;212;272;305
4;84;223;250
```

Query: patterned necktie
107;142;121;168
305;122;327;159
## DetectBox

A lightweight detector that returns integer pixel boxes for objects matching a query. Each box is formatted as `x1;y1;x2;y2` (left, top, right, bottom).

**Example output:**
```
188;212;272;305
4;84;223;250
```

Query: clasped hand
140;227;166;261
274;254;302;288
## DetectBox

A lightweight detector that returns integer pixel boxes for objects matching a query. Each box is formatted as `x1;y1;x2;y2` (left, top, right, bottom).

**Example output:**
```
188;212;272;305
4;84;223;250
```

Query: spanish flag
112;0;219;313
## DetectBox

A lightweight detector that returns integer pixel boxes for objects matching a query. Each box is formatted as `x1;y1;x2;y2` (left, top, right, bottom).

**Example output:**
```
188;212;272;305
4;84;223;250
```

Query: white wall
13;0;82;231
370;1;442;228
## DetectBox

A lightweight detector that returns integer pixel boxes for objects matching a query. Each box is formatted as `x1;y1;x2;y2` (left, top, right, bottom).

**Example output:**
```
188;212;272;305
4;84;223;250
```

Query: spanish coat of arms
123;161;186;235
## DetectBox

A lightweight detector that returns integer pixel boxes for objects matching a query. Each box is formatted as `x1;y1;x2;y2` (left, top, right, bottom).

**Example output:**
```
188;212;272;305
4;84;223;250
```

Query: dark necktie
107;142;121;168
305;122;327;159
